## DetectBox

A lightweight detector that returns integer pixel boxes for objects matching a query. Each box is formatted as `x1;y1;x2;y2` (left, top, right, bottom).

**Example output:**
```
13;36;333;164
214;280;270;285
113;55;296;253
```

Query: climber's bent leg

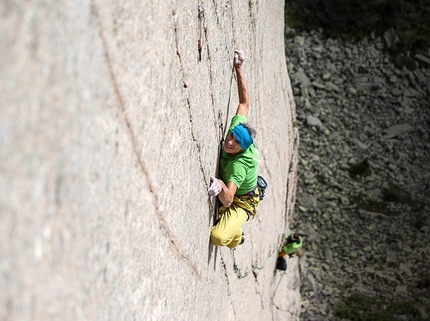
210;203;248;248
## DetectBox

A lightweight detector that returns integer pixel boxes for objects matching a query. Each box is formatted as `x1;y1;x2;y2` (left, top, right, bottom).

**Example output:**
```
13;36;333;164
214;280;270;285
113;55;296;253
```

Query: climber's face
224;133;242;155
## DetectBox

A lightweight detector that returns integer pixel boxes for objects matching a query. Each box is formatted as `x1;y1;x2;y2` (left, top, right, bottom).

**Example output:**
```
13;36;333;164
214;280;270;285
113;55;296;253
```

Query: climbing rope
271;271;286;304
270;270;287;321
231;246;289;319
231;245;277;279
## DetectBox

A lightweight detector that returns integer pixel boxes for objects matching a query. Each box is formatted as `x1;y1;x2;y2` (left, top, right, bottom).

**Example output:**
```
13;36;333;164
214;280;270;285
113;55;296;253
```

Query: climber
276;233;303;271
208;50;260;249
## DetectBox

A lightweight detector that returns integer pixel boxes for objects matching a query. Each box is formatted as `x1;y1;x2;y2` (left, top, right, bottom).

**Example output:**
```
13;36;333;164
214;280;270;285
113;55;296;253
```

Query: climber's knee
210;228;228;246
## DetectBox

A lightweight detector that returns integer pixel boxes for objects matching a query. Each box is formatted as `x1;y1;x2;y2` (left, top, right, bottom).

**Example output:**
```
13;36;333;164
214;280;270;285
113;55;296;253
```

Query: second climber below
208;50;260;249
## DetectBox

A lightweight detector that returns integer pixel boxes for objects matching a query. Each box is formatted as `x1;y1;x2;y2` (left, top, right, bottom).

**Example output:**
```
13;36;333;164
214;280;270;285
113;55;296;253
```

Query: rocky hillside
286;27;430;320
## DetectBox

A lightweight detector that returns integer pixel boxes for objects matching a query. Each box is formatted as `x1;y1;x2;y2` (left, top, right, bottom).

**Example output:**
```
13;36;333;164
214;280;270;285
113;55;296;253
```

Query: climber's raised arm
234;50;249;118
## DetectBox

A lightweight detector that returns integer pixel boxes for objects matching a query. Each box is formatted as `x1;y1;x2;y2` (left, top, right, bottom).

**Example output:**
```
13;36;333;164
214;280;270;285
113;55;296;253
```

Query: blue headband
232;124;253;150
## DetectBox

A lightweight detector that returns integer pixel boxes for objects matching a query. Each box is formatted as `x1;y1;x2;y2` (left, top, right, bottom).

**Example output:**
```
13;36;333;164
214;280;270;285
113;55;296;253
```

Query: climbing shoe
276;256;287;271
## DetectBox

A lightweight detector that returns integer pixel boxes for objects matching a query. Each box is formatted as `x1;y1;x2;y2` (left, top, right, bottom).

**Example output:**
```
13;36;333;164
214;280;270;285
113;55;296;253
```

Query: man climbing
276;233;303;271
208;50;260;249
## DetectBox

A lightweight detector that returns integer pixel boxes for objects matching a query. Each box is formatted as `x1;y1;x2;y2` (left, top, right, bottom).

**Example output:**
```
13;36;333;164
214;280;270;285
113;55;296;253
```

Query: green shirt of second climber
220;114;259;195
282;235;303;254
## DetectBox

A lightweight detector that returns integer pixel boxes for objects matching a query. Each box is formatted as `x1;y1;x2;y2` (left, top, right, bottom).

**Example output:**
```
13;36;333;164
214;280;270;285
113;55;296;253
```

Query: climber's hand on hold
234;50;245;68
208;176;222;196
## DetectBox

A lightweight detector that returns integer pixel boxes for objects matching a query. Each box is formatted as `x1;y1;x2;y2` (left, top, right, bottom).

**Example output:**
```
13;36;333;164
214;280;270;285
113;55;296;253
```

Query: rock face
286;26;430;320
0;1;299;321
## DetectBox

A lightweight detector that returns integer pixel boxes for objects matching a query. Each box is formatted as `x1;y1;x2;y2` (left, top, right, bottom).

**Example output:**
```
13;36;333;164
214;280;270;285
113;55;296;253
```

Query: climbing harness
235;175;268;221
238;175;268;201
236;191;259;220
231;245;277;279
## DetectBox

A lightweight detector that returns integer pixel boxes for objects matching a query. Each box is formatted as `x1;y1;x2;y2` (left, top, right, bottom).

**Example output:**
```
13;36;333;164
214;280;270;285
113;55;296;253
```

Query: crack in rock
172;8;209;187
220;252;237;319
252;272;266;309
91;0;201;278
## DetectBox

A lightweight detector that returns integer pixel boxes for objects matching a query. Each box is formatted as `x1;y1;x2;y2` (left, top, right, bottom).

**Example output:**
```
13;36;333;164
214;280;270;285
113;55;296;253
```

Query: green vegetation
285;0;430;56
335;294;422;320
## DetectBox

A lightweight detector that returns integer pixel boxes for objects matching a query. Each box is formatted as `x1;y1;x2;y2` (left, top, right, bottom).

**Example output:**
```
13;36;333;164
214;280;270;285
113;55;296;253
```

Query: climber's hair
241;123;256;139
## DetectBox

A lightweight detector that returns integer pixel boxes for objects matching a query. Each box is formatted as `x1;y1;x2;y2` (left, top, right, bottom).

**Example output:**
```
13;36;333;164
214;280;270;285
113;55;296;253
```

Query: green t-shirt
282;235;303;254
220;114;259;195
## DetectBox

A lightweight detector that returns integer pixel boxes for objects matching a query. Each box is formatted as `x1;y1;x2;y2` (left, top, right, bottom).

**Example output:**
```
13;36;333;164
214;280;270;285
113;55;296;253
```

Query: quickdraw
231;245;277;279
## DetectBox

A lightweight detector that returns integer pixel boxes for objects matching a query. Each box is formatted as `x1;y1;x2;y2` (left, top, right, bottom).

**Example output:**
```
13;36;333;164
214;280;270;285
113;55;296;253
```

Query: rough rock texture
285;26;430;320
0;1;299;320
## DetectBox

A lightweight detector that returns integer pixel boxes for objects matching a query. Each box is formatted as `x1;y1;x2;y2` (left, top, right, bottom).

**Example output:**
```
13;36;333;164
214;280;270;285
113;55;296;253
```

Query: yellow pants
210;192;260;249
